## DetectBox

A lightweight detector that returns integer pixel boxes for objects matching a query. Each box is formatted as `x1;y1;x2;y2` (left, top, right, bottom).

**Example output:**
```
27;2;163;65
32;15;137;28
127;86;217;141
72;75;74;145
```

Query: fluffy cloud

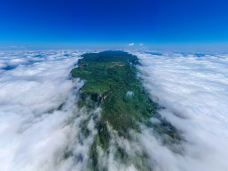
0;50;97;171
128;43;135;47
1;50;228;171
136;52;228;171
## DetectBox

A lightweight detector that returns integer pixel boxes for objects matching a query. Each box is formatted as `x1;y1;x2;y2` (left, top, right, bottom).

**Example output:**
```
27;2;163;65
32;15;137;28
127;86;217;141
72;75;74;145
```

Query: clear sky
0;0;228;48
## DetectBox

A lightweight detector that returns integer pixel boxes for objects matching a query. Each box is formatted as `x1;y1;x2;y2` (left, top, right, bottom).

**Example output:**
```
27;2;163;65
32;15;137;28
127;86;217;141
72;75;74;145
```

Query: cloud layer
1;50;228;171
0;50;93;171
136;52;228;171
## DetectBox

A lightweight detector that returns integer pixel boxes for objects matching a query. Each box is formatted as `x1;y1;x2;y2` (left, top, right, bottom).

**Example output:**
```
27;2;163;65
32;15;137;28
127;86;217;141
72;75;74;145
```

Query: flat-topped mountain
71;51;180;171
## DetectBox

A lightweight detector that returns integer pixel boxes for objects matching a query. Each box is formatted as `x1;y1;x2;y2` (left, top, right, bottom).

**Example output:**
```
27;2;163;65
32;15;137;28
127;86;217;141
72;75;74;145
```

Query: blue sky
0;0;228;48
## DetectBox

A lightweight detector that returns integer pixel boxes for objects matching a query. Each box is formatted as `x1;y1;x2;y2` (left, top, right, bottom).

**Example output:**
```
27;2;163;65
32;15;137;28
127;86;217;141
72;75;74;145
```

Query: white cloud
0;50;97;171
135;52;228;171
128;42;135;47
1;50;228;171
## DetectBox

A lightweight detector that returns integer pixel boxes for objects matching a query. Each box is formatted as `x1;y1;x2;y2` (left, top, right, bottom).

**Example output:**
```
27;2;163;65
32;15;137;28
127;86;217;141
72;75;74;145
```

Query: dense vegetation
71;51;180;171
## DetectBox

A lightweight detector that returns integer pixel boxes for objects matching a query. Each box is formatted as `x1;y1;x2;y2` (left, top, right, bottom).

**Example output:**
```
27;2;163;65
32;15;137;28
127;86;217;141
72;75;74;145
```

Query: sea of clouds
1;50;228;171
136;52;228;171
0;50;99;171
